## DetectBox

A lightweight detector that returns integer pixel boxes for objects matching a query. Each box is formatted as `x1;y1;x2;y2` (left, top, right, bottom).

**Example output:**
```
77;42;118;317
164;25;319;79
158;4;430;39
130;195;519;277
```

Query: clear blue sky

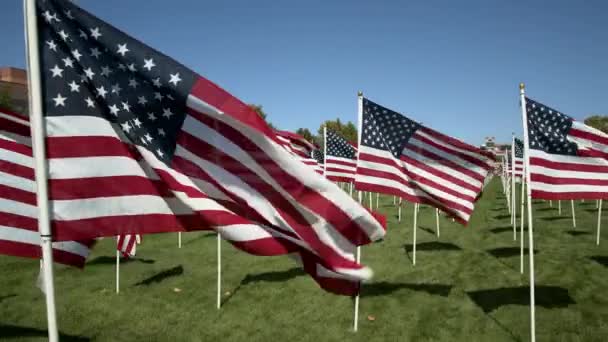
1;0;607;145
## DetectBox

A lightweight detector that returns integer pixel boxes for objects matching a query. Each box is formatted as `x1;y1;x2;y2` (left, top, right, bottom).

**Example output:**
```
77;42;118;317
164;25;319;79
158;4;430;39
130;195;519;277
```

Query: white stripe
0;131;32;147
0;112;29;126
52;195;188;220
0;226;88;258
529;149;608;167
415;130;491;165
46;115;122;138
0;170;35;193
530;164;608;180
48;156;159;180
0;146;32;168
530;182;608;194
0;198;37;218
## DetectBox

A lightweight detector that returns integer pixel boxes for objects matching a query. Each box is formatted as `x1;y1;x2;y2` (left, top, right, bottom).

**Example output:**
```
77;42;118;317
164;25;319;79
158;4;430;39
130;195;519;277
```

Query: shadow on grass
223;268;304;306
493;214;512;220
489;226;528;234
539;216;569;221
0;294;17;303
566;230;591;237
403;241;461;253
362;281;453;298
184;232;218;245
0;324;90;341
486;247;537;258
134;265;183;286
584;209;602;214
466;286;575;313
536;207;557;212
418;226;438;236
87;256;155;265
589;256;608;268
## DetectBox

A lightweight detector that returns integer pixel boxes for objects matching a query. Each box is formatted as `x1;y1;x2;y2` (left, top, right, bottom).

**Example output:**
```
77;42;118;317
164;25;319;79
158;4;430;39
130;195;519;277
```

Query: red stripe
0;107;29;123
531;189;608;200
0;184;36;205
325;158;357;168
0;240;87;268
0;160;35;180
0;117;30;138
570;127;608;147
403;144;485;183
0;138;32;157
531;173;608;186
326;175;355;183
46;136;137;159
413;132;490;170
398;153;480;193
530;156;608;173
325;167;355;174
419;127;495;162
49;176;176;200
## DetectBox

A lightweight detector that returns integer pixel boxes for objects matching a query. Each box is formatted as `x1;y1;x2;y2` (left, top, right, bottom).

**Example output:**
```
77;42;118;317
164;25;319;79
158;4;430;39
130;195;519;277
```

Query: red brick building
0;67;28;115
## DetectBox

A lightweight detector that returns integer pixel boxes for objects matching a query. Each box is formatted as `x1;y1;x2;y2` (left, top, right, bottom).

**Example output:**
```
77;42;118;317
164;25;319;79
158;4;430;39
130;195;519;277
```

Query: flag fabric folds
325;129;357;183
117;234;140;258
34;0;385;294
524;97;608;200
0;107;93;267
312;149;325;174
355;97;495;224
275;130;323;174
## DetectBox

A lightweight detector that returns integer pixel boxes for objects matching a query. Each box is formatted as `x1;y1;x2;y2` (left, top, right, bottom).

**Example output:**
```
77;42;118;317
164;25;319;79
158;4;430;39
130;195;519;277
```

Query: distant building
0;67;28;115
480;136;509;156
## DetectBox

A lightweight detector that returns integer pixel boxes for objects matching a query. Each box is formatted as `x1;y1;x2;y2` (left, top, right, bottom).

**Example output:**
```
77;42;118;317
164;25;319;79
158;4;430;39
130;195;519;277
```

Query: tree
295;128;315;143
584;115;608;134
316;118;358;148
249;104;275;129
0;86;13;111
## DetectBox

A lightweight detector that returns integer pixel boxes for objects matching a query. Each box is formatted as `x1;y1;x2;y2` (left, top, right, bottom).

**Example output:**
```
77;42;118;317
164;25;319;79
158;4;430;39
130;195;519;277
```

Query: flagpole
558;200;561;215
512;134;517;240
570;200;576;229
519;83;536;342
323;125;327;178
597;199;602;245
412;203;418;266
520;171;526;274
353;90;364;332
178;232;182;248
398;198;402;222
116;237;120;294
376;193;379;210
24;1;58;340
217;232;221;309
435;208;440;237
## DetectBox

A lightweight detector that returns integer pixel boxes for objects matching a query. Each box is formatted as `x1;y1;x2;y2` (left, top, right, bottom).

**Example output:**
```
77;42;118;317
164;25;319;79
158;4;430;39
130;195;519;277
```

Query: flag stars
162;108;173;119
143;58;156;71
65;10;74;20
68;81;80;93
85;97;95;108
100;66;112;77
53;93;67;107
84;67;95;79
128;78;139;88
42;11;60;23
154;92;163;101
152;77;162;88
62;57;74;68
108;104;120;116
117;43;130;56
111;83;122;95
90;47;102;59
121;121;132;133
50;65;63;78
46;40;57;51
144;134;153;143
169;73;182;86
78;29;88;40
158;128;166;136
121;101;131;112
138;96;148;106
96;86;108;98
147;112;157;121
90;27;102;39
127;63;137;72
133;118;142;128
156;149;164;158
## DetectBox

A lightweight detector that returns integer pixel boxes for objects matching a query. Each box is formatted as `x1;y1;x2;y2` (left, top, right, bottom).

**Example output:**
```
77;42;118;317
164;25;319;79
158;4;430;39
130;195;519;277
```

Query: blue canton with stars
312;149;324;164
361;98;420;159
326;129;356;160
525;97;577;156
514;138;524;158
37;0;196;163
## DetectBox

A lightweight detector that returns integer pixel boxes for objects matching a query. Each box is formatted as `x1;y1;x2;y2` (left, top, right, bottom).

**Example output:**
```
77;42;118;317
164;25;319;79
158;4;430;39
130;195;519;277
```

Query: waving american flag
33;0;385;294
525;97;608;199
355;97;494;224
325;129;357;183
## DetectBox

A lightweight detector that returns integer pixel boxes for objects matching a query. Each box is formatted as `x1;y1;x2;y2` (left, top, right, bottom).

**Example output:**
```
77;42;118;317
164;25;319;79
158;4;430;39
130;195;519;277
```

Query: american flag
35;0;385;294
0;107;93;267
355;97;494;224
510;138;524;178
117;234;140;258
312;149;325;174
325;129;357;183
275;130;323;174
525;97;608;200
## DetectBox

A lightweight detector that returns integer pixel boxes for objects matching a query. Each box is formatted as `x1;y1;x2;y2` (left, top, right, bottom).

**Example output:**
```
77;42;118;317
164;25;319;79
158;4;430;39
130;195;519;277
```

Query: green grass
1;179;608;341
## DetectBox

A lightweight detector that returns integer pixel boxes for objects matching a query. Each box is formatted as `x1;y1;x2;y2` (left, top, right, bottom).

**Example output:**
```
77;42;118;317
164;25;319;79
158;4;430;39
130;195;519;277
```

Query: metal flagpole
558;200;561;215
597;200;603;245
512;134;517;240
24;1;58;340
570;200;576;229
116;237;120;294
178;232;182;248
398;198;402;222
353;91;364;332
520;168;526;274
323;125;328;178
435;208;440;237
412;203;418;266
376;193;379;210
349;182;353;197
217;232;221;309
520;83;536;342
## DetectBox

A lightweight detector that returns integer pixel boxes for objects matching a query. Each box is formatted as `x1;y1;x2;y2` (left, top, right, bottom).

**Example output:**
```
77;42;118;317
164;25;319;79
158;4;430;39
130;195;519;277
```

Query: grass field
1;179;607;341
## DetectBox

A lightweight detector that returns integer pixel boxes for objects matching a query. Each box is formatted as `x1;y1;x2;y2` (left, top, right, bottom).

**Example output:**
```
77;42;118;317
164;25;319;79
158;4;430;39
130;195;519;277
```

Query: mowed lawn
1;179;607;341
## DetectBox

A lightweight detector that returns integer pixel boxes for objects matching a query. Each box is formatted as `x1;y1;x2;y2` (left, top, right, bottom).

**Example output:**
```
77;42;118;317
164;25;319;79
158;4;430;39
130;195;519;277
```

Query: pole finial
357;91;363;97
519;83;525;90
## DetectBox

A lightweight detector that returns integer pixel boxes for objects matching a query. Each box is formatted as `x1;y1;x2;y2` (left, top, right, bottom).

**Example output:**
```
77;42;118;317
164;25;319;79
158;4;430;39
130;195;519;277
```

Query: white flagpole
349;182;353;197
435;208;440;237
597;199;602;245
520;83;536;342
412;203;418;266
398;198;402;222
570;200;576;228
393;195;396;205
376;193;379;210
512;134;517;240
323;125;328;178
596;199;600;209
520;171;526;274
178;232;182;248
368;192;373;210
116;237;120;294
24;1;58;340
550;200;553;207
353;91;364;332
558;200;561;215
217;232;221;309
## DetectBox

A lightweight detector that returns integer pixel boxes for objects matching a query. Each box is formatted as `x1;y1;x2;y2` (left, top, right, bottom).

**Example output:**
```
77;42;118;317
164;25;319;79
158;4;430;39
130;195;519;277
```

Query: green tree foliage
584;115;608;134
0;86;13;111
316;118;358;148
249;104;275;129
295;128;315;143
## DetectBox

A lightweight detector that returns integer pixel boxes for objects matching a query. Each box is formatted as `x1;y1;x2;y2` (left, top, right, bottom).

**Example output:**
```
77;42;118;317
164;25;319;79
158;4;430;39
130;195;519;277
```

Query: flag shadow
0;294;17;303
466;285;575;313
222;268;304;306
589;256;608;268
184;232;218;245
87;256;155;265
486;247;537;259
361;281;453;298
565;230;591;237
536;207;557;212
403;241;461;253
0;324;90;341
134;265;183;286
584;209;602;214
489;226;528;234
418;226;438;235
493;214;512;220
